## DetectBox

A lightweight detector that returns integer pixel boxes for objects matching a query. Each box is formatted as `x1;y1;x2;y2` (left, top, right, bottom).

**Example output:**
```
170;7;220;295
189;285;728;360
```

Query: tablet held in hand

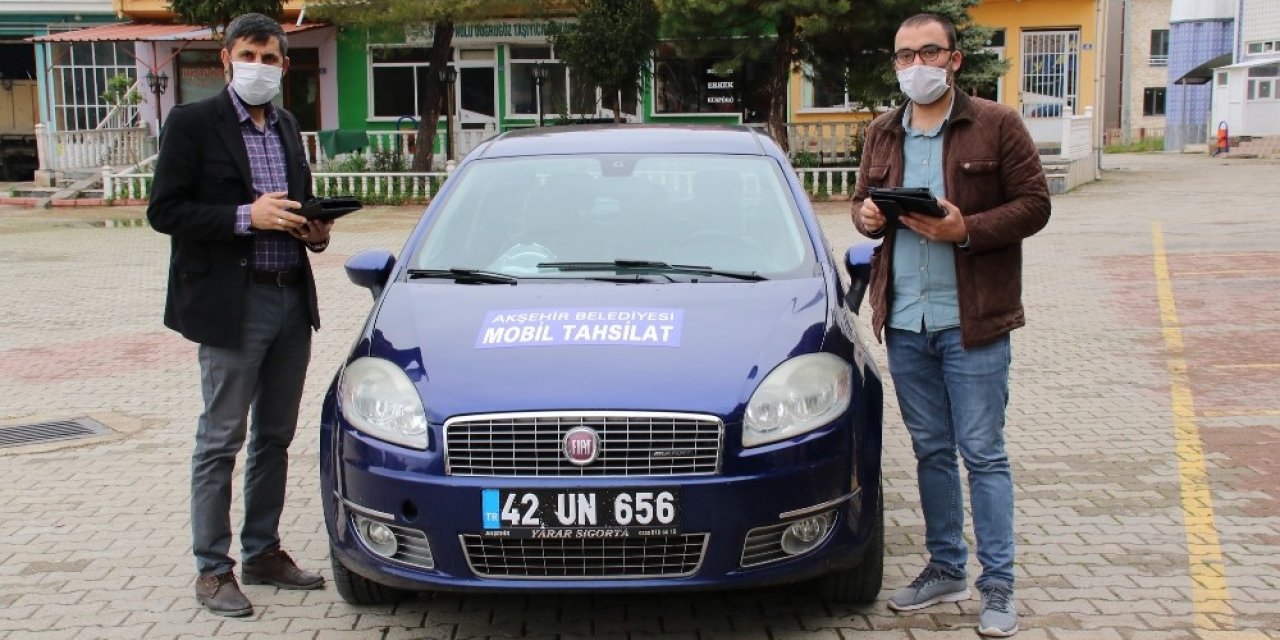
299;196;363;222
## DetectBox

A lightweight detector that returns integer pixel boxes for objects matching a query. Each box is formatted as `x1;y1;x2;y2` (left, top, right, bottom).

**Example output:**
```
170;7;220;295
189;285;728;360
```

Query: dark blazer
148;89;318;348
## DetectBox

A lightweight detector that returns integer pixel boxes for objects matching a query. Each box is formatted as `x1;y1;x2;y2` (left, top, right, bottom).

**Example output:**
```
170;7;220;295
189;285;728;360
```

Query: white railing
312;171;450;203
1060;105;1094;159
789;122;866;163
302;126;496;167
96;78;145;130
36;123;149;173
101;155;157;202
795;167;859;198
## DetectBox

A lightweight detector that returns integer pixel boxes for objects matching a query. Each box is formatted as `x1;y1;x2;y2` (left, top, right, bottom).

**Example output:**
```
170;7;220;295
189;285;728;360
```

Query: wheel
330;546;407;605
814;487;884;604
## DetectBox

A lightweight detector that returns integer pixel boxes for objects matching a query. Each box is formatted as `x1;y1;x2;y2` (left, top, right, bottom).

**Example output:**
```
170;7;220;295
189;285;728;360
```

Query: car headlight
338;357;429;450
743;353;852;448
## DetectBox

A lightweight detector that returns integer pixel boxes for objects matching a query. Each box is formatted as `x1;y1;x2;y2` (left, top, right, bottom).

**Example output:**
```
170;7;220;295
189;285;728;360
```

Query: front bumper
321;414;879;593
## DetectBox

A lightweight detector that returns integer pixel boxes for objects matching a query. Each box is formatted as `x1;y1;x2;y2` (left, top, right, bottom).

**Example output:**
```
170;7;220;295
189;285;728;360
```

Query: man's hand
900;197;968;244
858;198;887;235
249;191;304;232
289;219;334;245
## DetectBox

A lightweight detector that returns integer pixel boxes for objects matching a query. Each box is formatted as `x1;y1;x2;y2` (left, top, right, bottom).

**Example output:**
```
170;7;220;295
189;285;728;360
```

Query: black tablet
299;196;363;222
869;187;946;220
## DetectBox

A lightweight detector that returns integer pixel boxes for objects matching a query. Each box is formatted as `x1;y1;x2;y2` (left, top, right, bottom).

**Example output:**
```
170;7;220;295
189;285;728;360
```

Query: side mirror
844;242;879;314
345;249;396;300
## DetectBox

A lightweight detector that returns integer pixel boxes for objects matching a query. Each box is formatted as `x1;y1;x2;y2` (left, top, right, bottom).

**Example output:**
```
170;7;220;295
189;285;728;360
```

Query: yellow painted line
1153;222;1234;630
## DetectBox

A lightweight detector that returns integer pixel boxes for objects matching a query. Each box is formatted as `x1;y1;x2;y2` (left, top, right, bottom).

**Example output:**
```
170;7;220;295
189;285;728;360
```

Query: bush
1104;137;1164;153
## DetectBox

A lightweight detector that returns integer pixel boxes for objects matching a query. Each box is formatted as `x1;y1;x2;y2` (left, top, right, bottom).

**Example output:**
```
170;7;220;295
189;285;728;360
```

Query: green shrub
1104;137;1164;153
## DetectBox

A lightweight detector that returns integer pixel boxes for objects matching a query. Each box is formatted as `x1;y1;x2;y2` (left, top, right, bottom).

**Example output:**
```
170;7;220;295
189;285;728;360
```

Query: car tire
330;547;406;605
814;486;884;604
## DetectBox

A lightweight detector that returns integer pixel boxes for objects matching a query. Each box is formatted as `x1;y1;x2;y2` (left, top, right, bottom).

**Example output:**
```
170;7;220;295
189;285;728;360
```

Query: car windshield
407;154;816;280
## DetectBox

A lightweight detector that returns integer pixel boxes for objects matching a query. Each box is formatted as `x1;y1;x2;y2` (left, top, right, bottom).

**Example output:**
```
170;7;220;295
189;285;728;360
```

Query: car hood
364;278;830;422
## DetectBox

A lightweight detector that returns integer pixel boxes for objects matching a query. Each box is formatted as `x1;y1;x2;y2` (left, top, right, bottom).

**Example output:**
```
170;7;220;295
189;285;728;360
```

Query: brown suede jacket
851;89;1052;348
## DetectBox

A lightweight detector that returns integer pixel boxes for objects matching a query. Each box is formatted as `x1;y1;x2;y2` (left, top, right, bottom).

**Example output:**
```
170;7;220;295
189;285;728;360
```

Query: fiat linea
320;124;885;604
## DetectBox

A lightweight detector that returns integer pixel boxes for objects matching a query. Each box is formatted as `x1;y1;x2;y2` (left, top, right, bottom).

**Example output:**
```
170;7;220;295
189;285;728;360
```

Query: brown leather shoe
242;549;325;590
194;571;253;617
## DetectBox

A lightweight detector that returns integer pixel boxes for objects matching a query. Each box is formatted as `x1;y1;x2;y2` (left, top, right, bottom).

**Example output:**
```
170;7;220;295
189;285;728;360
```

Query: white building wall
1169;0;1236;22
1240;0;1280;53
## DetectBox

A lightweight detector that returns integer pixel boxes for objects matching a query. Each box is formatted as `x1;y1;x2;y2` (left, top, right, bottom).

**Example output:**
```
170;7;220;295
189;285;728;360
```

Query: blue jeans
886;327;1014;588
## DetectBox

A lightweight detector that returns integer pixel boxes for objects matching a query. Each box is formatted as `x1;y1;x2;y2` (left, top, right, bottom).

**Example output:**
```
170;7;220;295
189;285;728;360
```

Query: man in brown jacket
851;13;1051;637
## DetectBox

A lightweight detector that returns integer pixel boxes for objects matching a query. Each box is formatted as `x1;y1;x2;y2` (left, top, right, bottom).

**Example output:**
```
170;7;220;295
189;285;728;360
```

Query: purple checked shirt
230;87;300;272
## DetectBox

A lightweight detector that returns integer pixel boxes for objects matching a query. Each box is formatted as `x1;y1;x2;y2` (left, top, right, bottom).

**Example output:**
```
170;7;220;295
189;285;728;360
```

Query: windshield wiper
537;260;767;281
406;268;518;285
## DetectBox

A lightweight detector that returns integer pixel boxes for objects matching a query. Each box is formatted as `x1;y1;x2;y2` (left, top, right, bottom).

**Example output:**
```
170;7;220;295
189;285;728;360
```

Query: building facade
1166;0;1234;150
1122;0;1172;141
1209;0;1280;138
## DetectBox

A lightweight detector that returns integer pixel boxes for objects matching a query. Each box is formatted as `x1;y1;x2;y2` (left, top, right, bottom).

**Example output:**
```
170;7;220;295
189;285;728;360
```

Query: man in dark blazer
147;12;332;617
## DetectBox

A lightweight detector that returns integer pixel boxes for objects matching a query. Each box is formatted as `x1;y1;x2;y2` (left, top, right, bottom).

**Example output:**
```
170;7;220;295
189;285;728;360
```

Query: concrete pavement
1;152;1278;639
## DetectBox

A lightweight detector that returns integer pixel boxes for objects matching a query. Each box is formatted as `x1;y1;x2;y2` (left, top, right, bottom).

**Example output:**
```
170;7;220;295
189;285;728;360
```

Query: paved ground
1;153;1278;639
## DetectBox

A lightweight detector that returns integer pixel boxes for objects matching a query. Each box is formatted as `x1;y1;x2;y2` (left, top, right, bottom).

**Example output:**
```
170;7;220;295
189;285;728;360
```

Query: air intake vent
0;418;110;449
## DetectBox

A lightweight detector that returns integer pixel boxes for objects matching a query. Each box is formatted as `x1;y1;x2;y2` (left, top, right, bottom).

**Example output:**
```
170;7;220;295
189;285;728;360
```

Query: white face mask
230;61;282;106
896;64;951;105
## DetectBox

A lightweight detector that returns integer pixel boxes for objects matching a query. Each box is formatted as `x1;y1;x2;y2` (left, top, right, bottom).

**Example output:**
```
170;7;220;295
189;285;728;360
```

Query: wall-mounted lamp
145;71;169;96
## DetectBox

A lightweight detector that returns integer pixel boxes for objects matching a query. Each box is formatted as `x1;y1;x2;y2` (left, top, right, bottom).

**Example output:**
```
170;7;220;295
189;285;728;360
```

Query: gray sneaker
887;564;970;611
977;582;1018;637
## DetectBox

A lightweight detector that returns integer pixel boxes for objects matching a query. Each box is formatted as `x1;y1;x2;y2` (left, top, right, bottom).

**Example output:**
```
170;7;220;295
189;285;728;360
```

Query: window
1142;87;1166;116
801;66;847;110
1217;72;1228;86
1247;64;1279;101
1246;40;1278;55
1149;30;1169;66
49;42;136;130
508;46;635;120
653;41;771;121
1022;30;1080;118
367;46;452;119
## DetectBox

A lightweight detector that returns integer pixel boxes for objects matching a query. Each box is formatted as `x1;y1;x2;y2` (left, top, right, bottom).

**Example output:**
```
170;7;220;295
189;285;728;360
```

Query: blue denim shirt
888;99;960;332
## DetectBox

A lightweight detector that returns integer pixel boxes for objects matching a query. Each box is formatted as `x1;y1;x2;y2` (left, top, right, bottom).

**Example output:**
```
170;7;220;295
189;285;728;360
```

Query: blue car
320;124;885;604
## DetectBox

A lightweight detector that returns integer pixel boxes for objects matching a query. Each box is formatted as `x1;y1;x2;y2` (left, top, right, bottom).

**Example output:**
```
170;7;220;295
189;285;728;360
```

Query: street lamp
146;70;169;129
531;62;550;127
435;65;457;161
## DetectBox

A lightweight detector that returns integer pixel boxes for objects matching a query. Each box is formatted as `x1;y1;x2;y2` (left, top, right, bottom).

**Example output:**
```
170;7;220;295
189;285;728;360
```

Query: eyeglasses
892;45;952;65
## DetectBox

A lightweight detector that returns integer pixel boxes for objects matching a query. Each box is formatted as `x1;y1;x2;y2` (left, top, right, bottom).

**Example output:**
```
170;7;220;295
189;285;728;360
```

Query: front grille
445;412;722;477
460;533;707;579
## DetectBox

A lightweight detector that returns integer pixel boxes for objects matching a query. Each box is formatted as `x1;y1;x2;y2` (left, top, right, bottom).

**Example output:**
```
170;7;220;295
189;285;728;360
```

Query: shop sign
406;20;571;44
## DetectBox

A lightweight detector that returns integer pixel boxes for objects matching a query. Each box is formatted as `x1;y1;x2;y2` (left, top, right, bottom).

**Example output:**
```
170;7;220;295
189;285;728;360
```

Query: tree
168;0;285;34
312;0;542;170
807;0;1009;116
657;0;1008;152
549;0;660;123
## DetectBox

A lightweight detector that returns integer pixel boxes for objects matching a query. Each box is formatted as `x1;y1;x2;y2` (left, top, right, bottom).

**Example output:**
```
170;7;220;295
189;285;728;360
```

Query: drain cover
0;417;111;449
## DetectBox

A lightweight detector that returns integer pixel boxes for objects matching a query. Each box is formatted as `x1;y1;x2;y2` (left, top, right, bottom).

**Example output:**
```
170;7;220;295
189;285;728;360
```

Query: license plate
481;488;681;538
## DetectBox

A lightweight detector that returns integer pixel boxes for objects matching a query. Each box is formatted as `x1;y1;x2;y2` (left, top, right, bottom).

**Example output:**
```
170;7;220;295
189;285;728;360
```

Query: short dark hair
899;13;957;50
223;13;288;57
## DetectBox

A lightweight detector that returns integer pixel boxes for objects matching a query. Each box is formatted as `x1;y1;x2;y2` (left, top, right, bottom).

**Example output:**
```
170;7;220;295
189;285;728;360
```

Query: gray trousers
191;284;311;576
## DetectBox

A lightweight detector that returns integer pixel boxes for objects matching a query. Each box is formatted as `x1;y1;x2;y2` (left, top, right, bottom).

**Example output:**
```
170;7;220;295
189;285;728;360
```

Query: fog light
356;516;399;557
780;513;833;555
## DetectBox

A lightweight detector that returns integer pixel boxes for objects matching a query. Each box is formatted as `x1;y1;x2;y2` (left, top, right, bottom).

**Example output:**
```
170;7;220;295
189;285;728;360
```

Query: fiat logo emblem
562;427;600;466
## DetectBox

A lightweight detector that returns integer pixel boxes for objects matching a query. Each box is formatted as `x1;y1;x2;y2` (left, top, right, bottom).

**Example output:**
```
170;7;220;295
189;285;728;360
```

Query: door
284;48;320;132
